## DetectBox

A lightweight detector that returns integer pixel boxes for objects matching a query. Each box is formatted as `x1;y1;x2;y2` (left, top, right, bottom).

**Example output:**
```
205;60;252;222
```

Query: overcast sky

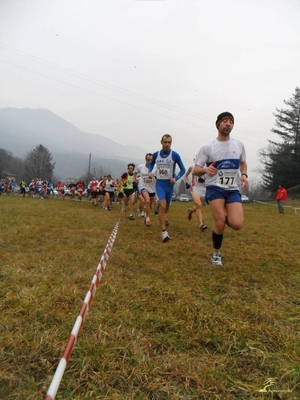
1;0;300;178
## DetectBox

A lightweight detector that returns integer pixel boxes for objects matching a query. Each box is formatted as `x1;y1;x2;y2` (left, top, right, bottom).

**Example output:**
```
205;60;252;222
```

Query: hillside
0;108;145;179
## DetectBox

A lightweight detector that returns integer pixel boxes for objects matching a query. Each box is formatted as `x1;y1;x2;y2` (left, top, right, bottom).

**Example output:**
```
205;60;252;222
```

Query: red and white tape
45;220;119;400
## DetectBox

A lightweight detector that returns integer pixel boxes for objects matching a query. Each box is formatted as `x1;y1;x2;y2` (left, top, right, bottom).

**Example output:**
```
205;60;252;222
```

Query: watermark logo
257;378;292;394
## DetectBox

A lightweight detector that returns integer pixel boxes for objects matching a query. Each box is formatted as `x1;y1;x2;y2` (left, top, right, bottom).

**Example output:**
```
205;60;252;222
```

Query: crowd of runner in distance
0;178;85;201
0;165;160;223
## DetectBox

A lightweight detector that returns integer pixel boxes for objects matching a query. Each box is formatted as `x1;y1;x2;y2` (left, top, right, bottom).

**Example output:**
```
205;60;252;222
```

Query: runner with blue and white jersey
148;134;186;242
194;112;249;266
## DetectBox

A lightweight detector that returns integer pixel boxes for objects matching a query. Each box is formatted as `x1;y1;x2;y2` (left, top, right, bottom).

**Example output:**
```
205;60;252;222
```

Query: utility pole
88;153;91;179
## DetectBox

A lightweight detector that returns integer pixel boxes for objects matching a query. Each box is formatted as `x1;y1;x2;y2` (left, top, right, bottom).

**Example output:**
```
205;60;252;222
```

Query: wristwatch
241;172;248;178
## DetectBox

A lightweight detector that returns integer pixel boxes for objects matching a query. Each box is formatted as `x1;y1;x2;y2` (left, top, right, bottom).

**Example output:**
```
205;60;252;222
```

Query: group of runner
118;111;249;267
2;111;248;266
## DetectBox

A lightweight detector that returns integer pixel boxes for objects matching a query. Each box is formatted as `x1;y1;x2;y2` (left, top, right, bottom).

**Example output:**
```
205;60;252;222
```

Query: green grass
0;195;300;399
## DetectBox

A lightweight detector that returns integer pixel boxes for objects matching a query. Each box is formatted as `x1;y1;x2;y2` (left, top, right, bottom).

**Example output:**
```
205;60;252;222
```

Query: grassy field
0;195;299;399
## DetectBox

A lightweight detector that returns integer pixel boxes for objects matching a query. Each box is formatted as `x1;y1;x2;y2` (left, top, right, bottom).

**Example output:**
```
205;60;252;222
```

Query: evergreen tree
260;87;300;191
24;144;55;181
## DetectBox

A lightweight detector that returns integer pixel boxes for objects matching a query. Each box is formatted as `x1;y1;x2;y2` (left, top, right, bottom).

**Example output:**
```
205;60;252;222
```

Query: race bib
157;166;171;179
216;169;237;188
142;174;153;184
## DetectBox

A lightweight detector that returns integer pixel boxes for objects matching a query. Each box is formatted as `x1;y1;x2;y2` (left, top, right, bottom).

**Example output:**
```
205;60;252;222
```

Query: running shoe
145;218;151;226
200;223;207;232
140;211;145;217
161;231;170;242
129;215;134;220
188;208;193;220
211;252;223;266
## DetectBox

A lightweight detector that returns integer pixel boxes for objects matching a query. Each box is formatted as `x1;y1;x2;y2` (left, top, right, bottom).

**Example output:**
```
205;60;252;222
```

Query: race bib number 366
157;167;171;179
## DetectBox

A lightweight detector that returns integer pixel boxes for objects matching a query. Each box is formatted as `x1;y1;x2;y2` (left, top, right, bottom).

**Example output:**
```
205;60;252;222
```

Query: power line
0;42;275;141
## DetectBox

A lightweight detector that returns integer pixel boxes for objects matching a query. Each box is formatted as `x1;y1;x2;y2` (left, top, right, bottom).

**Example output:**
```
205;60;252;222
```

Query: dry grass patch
0;196;299;399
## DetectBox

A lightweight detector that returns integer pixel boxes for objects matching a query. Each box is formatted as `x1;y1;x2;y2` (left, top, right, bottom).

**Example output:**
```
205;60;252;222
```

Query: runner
98;176;107;207
76;178;85;202
184;165;207;231
56;181;65;200
47;179;55;198
103;175;116;210
88;176;99;206
193;112;248;266
68;180;77;201
121;163;136;220
136;153;157;226
148;134;186;241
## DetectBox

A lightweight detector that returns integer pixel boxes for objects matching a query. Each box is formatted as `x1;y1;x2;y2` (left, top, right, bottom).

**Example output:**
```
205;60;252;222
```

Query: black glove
185;183;190;189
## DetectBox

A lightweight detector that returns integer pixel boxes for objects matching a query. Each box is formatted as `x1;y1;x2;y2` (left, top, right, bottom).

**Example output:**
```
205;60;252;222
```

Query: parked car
178;194;190;202
241;194;250;203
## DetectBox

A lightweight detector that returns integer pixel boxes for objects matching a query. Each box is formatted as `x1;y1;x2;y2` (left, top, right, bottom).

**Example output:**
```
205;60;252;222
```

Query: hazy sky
1;0;300;178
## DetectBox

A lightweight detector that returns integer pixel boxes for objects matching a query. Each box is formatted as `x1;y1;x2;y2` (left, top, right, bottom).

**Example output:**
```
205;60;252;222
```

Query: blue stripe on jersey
215;158;239;169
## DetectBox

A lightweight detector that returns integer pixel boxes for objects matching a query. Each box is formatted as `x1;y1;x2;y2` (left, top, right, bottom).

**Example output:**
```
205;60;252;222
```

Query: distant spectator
276;185;287;214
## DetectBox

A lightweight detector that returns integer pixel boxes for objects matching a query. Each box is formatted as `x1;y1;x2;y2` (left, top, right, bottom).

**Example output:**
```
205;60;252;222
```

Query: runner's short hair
161;134;172;141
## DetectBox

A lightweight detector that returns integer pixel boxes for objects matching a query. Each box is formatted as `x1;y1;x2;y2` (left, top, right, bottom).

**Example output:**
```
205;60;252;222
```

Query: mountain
0;108;145;179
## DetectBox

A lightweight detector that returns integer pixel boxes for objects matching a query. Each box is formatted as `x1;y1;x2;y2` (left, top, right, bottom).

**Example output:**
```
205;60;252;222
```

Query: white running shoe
161;231;170;242
211;252;223;266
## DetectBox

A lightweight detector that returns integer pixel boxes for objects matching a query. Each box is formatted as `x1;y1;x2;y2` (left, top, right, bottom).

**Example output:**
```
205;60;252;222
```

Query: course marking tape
253;200;300;214
45;220;119;400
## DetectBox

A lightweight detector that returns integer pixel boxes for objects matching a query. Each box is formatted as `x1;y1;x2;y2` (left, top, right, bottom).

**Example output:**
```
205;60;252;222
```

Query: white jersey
195;138;246;190
135;164;156;194
155;150;174;180
104;179;115;192
191;173;206;197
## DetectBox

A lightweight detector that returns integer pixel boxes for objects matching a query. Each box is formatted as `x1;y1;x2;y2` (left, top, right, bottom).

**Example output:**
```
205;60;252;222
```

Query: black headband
216;112;234;127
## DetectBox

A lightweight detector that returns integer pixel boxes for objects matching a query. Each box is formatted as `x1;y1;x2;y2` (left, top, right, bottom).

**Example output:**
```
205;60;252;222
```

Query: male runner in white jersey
136;153;157;226
193;112;249;266
148;134;186;242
